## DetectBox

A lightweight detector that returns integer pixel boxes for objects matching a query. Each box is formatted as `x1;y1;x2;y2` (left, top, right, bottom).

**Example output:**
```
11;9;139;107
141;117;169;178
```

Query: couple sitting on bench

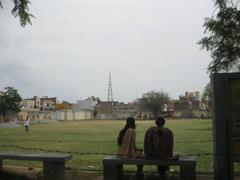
117;117;175;180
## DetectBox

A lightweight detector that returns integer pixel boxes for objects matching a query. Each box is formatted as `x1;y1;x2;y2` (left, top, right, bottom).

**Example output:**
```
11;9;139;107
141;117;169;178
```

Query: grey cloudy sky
0;0;213;103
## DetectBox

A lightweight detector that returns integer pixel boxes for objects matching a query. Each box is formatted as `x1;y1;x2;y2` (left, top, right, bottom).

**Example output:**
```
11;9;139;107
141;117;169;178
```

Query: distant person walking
117;117;144;179
144;117;175;179
24;116;30;132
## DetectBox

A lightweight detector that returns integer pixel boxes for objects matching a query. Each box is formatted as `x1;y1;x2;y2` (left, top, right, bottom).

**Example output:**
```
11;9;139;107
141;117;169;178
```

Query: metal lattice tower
107;72;113;102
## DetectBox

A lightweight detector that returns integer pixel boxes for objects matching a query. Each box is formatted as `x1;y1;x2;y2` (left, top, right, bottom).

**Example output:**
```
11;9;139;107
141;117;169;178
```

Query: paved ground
0;120;58;129
2;166;240;180
0;121;20;128
197;175;240;180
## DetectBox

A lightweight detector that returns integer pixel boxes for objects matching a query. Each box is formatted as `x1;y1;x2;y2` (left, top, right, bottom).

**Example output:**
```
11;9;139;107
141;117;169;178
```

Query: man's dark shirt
144;126;174;160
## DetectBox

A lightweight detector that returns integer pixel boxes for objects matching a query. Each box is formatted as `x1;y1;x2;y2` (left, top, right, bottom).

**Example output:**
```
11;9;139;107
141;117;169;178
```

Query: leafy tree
0;0;34;27
202;83;212;109
139;90;170;118
198;0;240;73
62;101;71;105
86;96;101;104
0;87;22;119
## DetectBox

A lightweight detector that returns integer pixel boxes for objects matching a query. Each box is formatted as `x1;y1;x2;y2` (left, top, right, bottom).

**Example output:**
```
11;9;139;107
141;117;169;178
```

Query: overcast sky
0;0;214;103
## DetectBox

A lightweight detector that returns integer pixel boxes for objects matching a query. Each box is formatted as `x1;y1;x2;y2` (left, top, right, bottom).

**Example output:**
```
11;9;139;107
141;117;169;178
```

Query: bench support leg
0;159;2;172
0;159;3;176
43;161;65;180
103;163;123;180
180;164;196;180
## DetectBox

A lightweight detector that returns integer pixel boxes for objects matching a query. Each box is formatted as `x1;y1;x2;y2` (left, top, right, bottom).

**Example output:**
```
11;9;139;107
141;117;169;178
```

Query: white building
22;96;57;111
74;100;97;111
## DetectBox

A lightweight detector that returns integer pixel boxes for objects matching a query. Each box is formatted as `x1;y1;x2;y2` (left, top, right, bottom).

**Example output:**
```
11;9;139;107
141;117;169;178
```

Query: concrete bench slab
102;155;196;180
0;151;72;180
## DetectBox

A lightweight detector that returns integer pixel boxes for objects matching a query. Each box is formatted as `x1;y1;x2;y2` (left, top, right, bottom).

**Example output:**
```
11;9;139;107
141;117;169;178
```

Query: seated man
144;117;174;179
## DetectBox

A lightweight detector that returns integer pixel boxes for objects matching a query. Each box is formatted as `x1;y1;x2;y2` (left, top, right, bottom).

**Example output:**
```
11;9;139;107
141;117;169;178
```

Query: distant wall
0;115;4;122
112;112;138;120
96;113;112;120
55;110;93;120
18;109;93;121
18;111;55;121
173;110;212;118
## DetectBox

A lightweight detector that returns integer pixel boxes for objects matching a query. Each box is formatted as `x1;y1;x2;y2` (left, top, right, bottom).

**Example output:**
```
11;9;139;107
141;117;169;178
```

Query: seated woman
117;117;144;179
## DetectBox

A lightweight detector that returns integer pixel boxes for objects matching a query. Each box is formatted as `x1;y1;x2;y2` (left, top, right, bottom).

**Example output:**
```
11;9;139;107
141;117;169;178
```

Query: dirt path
2;166;240;180
2;166;103;180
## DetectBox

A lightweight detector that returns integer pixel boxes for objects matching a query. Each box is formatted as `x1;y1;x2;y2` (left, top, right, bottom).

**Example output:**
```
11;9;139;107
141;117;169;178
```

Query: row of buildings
18;91;211;121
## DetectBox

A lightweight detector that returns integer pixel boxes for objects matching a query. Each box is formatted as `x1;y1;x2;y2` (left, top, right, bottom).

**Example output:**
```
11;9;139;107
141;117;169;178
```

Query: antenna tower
108;72;113;102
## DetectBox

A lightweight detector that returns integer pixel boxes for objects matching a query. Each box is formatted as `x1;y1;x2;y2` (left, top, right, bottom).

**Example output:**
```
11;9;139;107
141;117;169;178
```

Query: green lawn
0;119;213;173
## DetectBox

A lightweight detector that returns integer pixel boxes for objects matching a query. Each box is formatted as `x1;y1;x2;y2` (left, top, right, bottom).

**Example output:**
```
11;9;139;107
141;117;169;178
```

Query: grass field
0;119;213;173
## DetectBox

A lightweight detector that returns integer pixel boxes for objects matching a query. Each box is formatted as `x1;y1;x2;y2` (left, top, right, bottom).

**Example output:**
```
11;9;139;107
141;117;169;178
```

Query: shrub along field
0;119;213;173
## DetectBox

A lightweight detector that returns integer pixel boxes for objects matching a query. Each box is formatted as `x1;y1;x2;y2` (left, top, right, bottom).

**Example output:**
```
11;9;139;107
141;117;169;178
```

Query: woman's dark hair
117;117;136;146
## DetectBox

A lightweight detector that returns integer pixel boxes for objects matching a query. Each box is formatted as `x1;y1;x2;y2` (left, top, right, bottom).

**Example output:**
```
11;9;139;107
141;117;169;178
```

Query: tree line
0;87;22;120
0;85;212;121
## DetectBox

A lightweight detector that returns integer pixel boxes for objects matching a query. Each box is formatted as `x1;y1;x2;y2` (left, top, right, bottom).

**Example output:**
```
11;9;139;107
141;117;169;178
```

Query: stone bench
102;155;196;180
0;152;72;180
